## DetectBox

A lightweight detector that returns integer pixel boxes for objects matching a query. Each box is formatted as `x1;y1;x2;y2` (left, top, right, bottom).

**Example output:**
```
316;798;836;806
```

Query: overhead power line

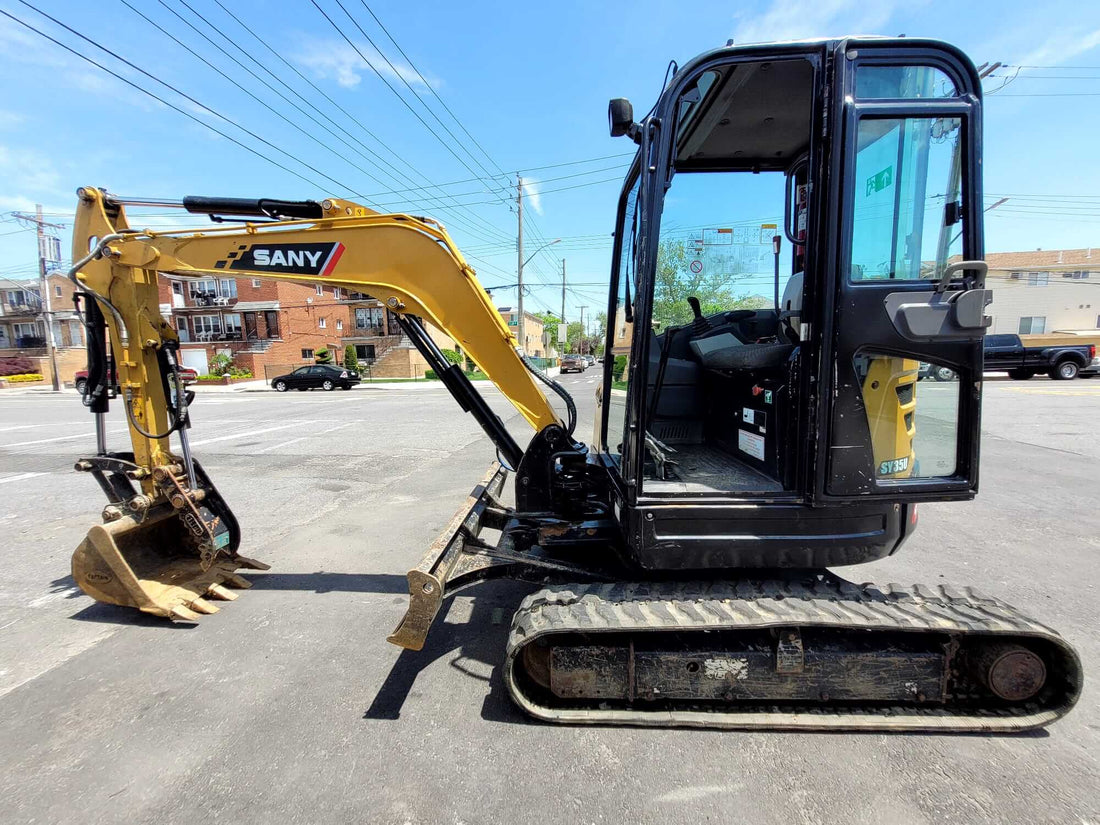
309;0;510;205
3;4;342;194
357;0;508;179
204;0;512;245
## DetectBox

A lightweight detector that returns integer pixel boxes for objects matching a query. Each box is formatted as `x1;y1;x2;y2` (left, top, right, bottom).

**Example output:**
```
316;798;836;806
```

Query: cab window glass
855;353;958;480
605;174;641;463
849;116;963;281
856;66;956;99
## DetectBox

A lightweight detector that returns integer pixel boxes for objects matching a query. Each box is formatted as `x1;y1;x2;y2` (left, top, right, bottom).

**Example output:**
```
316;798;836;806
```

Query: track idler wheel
972;643;1048;702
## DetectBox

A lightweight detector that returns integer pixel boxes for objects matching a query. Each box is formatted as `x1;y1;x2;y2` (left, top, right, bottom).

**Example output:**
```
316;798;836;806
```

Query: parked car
983;333;1095;381
74;366;197;395
270;364;360;392
583;355;596;367
920;335;1097;382
559;355;586;374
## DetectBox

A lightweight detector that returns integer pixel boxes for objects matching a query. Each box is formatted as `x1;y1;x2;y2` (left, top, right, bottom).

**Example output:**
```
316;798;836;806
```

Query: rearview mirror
608;98;640;142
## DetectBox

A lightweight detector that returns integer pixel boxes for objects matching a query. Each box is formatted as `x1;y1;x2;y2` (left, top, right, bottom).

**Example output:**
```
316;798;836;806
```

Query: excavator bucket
72;504;269;620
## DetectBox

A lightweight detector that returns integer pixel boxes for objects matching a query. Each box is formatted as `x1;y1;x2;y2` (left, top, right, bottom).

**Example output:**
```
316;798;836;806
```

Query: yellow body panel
861;356;918;479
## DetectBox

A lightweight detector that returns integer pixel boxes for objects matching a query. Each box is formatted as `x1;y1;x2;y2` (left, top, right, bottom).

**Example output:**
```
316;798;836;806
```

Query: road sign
689;260;703;274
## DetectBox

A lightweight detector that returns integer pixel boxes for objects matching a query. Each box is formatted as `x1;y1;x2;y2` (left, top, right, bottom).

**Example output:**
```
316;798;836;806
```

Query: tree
343;344;359;373
534;311;561;348
314;347;333;364
566;321;586;353
652;238;769;329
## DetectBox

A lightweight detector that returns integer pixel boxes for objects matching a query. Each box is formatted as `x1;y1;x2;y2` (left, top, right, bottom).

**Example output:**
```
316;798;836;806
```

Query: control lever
687;296;711;334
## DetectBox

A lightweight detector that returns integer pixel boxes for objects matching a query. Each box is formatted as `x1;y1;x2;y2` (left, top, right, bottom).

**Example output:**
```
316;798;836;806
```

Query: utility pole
516;173;525;355
560;259;566;326
13;205;63;391
578;305;588;354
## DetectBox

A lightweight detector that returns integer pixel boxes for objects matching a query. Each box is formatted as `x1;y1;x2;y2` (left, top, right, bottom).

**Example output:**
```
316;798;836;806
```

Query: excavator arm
68;187;579;627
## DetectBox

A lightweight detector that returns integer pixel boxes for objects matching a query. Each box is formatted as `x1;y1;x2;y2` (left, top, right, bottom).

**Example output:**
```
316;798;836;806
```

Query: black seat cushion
699;342;795;371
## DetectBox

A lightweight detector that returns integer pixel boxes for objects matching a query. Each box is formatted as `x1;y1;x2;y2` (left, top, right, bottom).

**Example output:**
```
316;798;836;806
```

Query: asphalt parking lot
0;372;1097;825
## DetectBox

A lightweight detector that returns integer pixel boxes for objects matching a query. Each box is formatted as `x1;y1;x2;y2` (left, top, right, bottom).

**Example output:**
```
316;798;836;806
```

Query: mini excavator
66;37;1081;731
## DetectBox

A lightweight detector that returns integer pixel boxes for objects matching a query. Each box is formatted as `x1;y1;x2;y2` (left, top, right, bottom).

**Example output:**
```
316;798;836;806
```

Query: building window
14;322;38;338
189;278;218;298
318;317;327;329
355;306;385;330
336;319;343;331
172;282;183;295
316;284;324;296
54;285;62;298
252;278;262;288
1027;272;1048;287
333;286;342;298
223;313;242;337
1019;316;1046;334
193;314;223;339
301;348;313;359
1062;270;1091;280
218;279;237;298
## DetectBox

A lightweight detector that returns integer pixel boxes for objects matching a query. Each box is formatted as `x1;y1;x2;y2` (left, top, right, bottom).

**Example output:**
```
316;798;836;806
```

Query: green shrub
425;369;439;380
6;373;43;383
197;374;222;382
344;344;359;373
314;347;333;364
613;355;627;381
208;353;232;376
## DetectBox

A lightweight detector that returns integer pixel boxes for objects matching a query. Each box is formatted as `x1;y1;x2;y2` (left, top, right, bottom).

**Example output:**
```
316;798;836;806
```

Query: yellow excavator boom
68;187;562;619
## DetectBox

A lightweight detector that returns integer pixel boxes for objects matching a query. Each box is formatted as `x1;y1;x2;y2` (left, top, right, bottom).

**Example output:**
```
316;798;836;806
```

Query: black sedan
271;364;360;392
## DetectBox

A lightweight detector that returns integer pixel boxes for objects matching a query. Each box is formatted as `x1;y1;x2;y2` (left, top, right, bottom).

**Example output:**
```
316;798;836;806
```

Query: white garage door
181;349;209;374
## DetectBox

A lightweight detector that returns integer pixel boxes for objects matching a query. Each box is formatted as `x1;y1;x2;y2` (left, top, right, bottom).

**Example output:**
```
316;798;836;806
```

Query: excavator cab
597;38;993;570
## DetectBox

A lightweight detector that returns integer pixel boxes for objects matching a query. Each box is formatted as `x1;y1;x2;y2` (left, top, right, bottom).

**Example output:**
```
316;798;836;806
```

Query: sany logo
253;249;323;268
229;242;345;276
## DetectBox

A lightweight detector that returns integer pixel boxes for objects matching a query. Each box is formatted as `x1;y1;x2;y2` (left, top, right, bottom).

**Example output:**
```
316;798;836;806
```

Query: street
0;372;1097;825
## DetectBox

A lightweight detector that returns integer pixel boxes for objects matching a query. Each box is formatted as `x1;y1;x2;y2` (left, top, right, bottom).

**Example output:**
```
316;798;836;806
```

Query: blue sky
2;0;1100;323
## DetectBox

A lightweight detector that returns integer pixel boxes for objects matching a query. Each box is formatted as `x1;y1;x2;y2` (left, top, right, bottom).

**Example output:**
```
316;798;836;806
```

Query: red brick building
158;276;458;379
158;274;351;379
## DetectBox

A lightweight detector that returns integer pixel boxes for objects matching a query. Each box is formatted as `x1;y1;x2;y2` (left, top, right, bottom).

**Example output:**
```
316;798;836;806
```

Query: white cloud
732;0;901;45
293;37;438;91
0;110;24;130
0;145;61;194
521;177;543;215
1016;27;1100;68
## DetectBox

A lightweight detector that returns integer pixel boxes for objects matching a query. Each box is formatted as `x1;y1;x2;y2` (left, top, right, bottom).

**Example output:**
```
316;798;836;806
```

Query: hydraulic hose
520;353;577;437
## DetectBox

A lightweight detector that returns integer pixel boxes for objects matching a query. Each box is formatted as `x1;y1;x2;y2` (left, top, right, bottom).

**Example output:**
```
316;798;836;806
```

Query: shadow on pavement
364;581;535;725
246;571;408;594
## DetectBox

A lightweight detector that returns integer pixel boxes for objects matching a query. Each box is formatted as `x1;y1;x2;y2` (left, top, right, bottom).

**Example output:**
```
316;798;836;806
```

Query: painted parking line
0;429;128;449
254;421;356;454
0;472;46;484
184;420;320;448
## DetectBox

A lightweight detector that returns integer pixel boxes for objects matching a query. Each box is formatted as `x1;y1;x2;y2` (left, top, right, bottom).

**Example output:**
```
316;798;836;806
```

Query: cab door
817;47;991;502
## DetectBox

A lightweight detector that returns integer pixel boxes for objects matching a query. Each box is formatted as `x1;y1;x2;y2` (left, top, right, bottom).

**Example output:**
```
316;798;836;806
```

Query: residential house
341;292;459;377
0;274;87;383
984;249;1100;335
158;274;351;379
496;307;545;357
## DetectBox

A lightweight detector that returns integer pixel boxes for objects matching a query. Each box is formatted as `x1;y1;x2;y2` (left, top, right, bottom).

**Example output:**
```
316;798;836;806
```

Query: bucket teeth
187;597;220;615
222;573;253;590
170;605;202;622
206;583;238;601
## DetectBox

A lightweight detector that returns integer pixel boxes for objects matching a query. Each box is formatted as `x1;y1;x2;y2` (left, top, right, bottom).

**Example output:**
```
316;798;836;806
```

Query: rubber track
503;580;1083;732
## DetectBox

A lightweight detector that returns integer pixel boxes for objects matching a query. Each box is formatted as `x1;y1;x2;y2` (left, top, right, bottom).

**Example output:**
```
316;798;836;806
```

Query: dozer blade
388;461;510;651
72;504;268;621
